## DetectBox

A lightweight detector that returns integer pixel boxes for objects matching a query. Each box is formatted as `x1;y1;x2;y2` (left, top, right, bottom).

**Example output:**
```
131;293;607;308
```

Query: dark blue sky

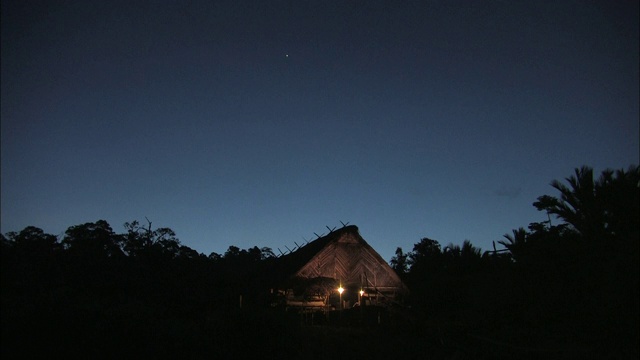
2;0;638;260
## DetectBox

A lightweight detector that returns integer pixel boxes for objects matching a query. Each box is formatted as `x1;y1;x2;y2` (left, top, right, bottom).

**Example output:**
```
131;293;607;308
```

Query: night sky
2;0;638;261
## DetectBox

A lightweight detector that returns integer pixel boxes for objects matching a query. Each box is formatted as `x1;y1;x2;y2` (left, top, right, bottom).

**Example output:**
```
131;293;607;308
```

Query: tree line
2;165;638;359
389;165;638;358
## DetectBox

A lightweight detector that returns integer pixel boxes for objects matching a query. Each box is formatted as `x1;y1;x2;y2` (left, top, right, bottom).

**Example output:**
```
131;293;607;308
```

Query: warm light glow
338;286;344;294
359;289;364;297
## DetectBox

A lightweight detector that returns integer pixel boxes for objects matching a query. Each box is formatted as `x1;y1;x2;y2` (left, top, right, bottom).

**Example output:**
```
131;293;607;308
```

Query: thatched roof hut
269;225;408;309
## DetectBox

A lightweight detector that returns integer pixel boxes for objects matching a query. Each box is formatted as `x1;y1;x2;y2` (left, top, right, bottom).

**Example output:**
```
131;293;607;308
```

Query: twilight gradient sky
2;0;638;261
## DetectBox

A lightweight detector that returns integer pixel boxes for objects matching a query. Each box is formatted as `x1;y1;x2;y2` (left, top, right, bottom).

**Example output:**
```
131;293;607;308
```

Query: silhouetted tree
224;245;241;258
176;245;201;259
508;165;640;358
152;227;181;258
533;165;640;242
404;238;445;311
440;240;483;273
260;247;276;260
408;237;442;272
390;247;409;277
4;226;60;257
1;226;63;292
122;219;184;259
596;165;640;240
459;240;482;270
122;220;153;257
497;227;528;262
62;220;123;258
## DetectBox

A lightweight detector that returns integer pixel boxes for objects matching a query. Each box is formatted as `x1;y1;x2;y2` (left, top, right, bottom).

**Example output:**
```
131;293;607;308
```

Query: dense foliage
391;165;639;359
2;165;638;359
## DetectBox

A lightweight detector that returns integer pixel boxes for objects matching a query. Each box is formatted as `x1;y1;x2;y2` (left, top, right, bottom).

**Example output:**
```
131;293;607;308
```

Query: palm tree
498;227;528;260
534;166;605;240
460;239;482;259
443;243;461;260
596;165;640;239
534;165;639;242
442;240;482;272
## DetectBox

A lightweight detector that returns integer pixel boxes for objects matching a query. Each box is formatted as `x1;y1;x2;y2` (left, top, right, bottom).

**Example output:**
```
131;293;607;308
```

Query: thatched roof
271;225;407;293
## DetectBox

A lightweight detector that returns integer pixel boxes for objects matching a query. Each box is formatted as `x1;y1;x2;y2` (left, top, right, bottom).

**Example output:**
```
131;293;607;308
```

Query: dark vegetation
2;165;638;359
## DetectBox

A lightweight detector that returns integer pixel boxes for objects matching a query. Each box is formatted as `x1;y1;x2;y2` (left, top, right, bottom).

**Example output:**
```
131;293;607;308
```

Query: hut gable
294;227;404;291
271;225;408;309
